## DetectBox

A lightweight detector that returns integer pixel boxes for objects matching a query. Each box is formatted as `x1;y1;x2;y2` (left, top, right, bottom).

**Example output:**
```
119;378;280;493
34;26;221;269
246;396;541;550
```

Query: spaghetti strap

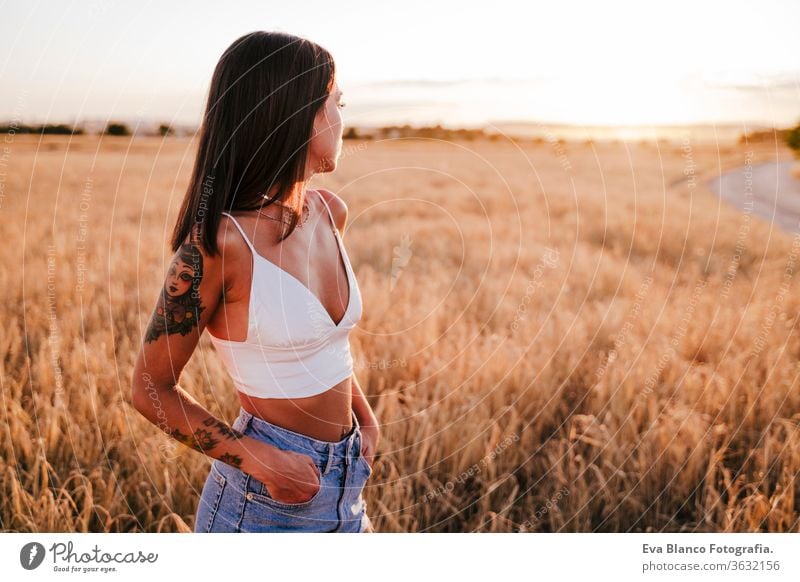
315;190;339;234
220;211;257;254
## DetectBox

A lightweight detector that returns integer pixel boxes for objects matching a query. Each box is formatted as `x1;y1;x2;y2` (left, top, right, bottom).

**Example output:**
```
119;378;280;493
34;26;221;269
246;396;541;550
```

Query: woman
130;31;379;533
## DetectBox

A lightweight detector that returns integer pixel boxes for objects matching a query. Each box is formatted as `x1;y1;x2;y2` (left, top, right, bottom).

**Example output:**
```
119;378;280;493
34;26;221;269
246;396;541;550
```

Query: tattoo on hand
145;242;205;343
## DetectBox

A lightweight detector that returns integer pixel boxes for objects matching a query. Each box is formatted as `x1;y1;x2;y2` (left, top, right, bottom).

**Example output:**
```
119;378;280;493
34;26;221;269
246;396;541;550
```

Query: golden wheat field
1;133;799;533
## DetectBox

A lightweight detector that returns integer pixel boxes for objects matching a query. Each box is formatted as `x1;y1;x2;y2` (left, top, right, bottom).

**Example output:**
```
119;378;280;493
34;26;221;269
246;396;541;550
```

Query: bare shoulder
216;213;249;255
315;188;348;234
215;213;258;283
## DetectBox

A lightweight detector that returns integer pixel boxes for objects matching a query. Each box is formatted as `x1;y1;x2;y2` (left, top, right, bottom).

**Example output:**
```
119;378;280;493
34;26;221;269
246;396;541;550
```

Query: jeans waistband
232;406;362;472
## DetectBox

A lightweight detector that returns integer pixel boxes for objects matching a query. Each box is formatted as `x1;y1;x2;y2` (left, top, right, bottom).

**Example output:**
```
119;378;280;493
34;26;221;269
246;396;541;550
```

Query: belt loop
323;443;334;475
238;407;253;432
346;430;358;468
233;407;246;432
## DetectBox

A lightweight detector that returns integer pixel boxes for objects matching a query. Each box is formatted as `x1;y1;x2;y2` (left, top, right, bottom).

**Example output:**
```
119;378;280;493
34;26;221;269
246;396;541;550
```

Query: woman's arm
130;229;279;476
351;373;380;464
351;373;378;428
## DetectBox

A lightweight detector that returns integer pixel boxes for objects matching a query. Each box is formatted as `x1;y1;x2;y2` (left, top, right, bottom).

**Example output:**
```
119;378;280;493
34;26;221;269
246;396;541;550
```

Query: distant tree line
739;125;795;145
343;124;502;141
0;123;85;135
0;122;500;140
788;123;800;156
6;120;797;148
0;121;176;137
740;121;800;158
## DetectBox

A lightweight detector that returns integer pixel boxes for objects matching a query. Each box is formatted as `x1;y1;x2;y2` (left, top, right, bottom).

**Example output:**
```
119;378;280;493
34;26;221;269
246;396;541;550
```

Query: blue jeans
194;406;374;533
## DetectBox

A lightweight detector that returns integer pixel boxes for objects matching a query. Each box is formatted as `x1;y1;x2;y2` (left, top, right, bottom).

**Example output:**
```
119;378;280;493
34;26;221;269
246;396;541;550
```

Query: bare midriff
237;375;354;443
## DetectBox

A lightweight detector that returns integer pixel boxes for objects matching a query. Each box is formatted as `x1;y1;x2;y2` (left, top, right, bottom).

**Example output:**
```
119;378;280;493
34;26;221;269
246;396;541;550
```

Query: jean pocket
246;466;322;510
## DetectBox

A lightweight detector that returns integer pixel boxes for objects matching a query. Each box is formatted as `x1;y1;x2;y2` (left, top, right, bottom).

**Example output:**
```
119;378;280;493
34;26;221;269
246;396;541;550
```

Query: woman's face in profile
308;82;345;173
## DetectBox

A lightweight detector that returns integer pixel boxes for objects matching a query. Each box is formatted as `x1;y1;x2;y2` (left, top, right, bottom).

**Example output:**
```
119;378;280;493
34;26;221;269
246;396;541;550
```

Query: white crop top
207;190;362;399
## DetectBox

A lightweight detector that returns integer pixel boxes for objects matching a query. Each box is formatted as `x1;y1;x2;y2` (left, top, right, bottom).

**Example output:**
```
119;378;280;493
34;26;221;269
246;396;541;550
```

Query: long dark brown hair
171;31;336;255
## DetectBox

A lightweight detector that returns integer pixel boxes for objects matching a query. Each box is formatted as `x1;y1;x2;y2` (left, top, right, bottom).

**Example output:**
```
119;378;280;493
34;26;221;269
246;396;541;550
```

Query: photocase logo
19;542;46;570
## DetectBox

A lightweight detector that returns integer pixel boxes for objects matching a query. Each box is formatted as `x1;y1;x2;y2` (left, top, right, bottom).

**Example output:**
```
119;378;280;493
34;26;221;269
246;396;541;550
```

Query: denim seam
204;466;226;533
333;456;347;532
235;469;248;532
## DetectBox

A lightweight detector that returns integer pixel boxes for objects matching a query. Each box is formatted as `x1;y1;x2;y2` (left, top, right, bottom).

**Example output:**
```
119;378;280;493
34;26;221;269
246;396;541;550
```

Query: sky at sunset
2;0;798;131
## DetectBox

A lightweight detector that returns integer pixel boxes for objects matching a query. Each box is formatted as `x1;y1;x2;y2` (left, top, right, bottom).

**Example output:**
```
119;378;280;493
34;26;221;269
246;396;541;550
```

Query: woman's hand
241;439;320;504
360;424;380;469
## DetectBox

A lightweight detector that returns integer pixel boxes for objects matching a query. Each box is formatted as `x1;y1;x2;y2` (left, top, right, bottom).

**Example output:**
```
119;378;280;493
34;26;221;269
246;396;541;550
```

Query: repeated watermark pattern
139;372;181;461
750;227;800;358
509;246;560;334
720;150;754;299
516;486;570;531
196;175;214;227
637;277;707;405
422;432;520;503
0;90;28;211
680;137;697;192
46;245;65;402
75;176;93;295
353;356;407;371
595;275;654;379
533;120;574;172
339;140;368;160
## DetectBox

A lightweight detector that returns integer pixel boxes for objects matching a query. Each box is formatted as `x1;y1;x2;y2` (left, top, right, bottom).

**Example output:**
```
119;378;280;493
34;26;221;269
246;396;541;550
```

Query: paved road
707;159;800;234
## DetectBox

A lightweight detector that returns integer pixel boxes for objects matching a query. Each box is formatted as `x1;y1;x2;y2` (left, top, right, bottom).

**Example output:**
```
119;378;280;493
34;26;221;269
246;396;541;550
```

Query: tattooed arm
130;227;276;470
131;226;321;504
